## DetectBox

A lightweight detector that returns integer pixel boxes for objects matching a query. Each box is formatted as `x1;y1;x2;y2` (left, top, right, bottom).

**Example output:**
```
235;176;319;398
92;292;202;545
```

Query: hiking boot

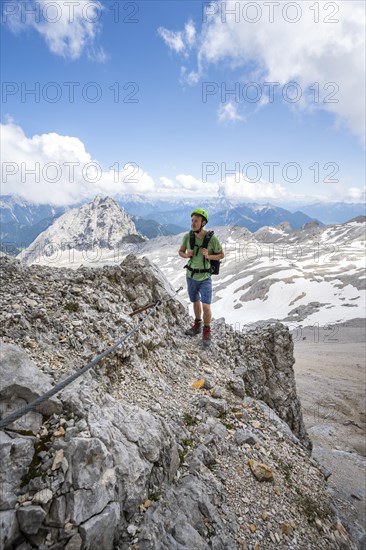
185;319;202;336
202;325;211;348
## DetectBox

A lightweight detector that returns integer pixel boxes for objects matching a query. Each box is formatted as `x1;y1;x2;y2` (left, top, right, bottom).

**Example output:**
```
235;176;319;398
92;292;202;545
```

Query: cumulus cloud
4;0;105;60
2;122;362;204
158;174;218;197
344;186;366;203
218;176;288;201
158;28;185;53
158;19;196;56
1;122;156;205
158;172;290;201
160;0;365;141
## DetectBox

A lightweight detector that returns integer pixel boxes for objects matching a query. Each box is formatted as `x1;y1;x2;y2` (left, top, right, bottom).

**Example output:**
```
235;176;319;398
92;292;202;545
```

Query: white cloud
344;186;366;202
158;19;196;56
218;101;244;123
1;123;156;205
157;173;289;201
158;174;218;197
159;176;177;190
2;122;363;205
180;66;200;85
185;20;196;47
161;1;366;141
5;0;105;60
218;176;288;201
175;173;205;191
158;27;185;53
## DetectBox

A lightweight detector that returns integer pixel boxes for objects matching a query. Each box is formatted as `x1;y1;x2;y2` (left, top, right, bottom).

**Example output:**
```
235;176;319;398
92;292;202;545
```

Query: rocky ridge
20;196;144;265
0;254;358;549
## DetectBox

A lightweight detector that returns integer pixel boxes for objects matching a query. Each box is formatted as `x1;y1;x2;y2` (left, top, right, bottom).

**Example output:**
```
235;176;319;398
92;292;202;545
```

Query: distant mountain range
0;196;67;255
0;195;66;225
1;194;365;255
118;195;365;228
120;199;318;230
296;202;366;225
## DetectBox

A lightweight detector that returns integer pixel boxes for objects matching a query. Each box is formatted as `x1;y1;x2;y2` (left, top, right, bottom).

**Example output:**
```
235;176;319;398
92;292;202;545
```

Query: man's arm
202;249;224;260
202;236;225;260
178;246;193;259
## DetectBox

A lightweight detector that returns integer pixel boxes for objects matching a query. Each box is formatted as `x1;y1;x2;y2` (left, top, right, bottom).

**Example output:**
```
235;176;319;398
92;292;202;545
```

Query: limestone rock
228;378;246;398
198;396;228;418
236;324;312;451
46;495;66;527
79;502;119;550
17;505;46;534
51;449;64;471
32;489;53;505
66;438;116;525
234;428;261;446
0;343;61;418
0;431;34;510
64;533;82;550
0;510;20;550
139;476;224;549
202;376;215;390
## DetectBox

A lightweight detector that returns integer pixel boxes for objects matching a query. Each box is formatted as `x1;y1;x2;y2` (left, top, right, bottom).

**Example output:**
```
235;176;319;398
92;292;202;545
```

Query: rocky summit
20;196;144;266
0;254;358;550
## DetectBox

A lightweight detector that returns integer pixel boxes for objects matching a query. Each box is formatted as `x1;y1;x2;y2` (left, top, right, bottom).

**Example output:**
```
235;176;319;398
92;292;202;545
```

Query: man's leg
193;300;202;321
202;303;211;325
185;300;202;335
185;278;203;335
200;279;213;347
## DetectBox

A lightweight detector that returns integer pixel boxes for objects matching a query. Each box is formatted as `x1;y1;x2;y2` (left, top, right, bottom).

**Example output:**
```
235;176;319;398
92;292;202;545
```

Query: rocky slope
0;255;358;549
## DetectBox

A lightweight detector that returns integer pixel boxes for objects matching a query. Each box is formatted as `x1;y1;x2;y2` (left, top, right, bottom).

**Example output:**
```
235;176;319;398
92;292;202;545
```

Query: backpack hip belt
184;264;212;274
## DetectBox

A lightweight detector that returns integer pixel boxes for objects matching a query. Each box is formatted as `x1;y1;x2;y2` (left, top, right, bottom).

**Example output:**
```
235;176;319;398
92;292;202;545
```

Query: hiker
178;208;224;347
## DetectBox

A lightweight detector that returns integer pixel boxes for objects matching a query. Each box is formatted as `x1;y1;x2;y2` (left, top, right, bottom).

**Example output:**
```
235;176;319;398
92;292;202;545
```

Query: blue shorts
186;277;212;305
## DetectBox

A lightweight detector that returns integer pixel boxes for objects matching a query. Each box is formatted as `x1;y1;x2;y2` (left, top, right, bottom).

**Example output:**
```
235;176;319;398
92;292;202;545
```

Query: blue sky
1;0;365;206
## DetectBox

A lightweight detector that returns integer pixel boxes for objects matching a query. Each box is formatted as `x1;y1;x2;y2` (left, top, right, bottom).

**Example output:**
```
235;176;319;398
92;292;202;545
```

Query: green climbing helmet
191;208;209;223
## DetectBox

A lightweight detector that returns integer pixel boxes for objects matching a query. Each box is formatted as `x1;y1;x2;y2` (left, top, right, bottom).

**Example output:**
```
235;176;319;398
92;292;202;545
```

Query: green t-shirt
181;231;223;281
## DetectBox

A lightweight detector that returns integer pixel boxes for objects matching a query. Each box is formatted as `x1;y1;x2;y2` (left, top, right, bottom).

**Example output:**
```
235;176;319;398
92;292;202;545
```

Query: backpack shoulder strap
202;230;214;249
189;230;196;250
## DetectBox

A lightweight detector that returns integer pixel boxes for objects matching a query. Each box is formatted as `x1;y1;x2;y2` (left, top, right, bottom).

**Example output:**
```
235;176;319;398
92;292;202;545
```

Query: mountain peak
91;195;117;208
20;196;145;265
